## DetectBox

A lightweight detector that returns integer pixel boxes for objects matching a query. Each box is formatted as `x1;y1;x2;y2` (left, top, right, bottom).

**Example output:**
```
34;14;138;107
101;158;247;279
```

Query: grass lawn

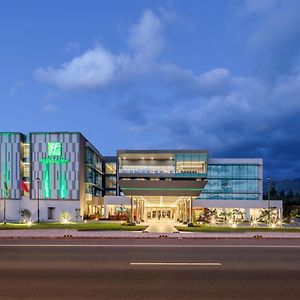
175;225;300;232
0;222;147;231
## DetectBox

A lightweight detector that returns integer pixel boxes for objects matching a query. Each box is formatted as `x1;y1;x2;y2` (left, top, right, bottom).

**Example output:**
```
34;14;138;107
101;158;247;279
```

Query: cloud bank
35;3;300;178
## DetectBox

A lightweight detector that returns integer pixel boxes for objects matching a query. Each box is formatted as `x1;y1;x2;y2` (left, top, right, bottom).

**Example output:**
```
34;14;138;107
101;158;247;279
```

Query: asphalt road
0;238;299;300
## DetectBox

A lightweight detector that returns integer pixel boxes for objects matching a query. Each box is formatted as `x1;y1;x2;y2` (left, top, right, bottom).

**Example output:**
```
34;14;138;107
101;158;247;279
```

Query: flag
21;181;30;193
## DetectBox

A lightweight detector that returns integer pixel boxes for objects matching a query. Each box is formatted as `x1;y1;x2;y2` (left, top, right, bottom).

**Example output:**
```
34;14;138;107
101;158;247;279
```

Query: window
105;163;116;174
48;207;55;220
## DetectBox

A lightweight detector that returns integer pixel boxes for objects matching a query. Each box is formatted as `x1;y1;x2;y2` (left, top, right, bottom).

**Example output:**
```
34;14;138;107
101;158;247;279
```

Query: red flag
21;181;30;193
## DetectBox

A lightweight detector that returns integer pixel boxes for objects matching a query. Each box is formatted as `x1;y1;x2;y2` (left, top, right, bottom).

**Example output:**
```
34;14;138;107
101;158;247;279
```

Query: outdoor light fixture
141;157;144;160
231;223;237;228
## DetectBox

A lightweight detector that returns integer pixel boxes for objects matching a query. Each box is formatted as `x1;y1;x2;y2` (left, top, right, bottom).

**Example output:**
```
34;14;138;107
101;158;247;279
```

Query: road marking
0;244;300;248
130;262;222;266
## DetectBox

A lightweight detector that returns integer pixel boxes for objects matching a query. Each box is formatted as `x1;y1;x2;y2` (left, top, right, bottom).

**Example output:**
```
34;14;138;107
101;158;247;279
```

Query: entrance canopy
118;179;207;196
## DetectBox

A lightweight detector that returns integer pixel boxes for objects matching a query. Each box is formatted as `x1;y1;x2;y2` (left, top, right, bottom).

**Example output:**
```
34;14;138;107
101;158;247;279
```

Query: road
0;238;299;300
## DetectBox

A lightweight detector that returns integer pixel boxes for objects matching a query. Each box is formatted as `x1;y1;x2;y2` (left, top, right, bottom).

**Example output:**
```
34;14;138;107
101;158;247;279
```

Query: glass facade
105;175;116;189
104;158;118;196
105;162;116;174
85;147;102;172
199;163;261;200
85;146;103;198
119;162;175;174
118;152;208;177
175;153;207;176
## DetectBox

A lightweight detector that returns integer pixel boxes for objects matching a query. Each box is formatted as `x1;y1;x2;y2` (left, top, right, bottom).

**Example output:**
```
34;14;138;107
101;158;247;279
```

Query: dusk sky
1;0;300;179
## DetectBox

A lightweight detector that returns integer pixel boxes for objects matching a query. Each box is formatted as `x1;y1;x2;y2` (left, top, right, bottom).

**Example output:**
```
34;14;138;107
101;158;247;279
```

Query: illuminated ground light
26;219;33;227
210;218;216;225
61;218;70;224
251;220;258;227
231;223;237;228
270;223;276;229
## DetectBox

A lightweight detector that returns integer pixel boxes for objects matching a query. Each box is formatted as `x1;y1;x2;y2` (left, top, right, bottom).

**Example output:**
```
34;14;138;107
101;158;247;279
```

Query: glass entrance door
147;209;173;220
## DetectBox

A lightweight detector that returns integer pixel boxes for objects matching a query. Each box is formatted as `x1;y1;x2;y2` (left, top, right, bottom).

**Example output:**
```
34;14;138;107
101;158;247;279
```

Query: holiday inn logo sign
48;142;62;156
39;142;69;199
40;142;69;164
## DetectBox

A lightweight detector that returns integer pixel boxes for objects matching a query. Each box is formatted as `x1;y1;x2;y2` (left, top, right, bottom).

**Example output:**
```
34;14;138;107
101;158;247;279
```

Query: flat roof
117;150;208;160
118;150;208;154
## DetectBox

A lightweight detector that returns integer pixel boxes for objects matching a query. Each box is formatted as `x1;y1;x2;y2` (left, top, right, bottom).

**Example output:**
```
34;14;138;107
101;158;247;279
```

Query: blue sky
1;0;300;179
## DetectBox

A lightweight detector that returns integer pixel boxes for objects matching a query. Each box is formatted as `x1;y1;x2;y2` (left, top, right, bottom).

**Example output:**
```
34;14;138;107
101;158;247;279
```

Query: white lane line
130;262;221;266
0;244;299;248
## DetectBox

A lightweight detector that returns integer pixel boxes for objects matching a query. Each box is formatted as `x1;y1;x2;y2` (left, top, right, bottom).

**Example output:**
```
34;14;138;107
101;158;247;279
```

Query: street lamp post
3;194;7;224
267;177;271;223
36;178;40;223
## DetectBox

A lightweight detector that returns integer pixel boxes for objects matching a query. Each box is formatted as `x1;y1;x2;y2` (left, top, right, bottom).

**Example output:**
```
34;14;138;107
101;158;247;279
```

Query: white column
245;208;250;221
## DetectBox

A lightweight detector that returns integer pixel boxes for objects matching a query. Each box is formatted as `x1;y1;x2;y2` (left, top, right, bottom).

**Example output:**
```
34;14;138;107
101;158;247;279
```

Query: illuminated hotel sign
40;143;69;165
40;157;69;164
39;142;69;199
48;142;62;156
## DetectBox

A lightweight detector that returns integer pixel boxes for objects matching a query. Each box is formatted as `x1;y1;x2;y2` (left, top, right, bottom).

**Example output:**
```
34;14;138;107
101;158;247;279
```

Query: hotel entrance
146;208;175;220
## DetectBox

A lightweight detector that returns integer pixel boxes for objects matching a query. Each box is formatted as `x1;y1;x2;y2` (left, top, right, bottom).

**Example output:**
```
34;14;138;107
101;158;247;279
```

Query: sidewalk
1;229;300;239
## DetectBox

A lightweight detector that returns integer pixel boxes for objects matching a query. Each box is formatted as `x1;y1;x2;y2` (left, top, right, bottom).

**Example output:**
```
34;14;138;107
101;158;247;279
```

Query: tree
20;209;31;223
290;208;299;219
258;208;277;223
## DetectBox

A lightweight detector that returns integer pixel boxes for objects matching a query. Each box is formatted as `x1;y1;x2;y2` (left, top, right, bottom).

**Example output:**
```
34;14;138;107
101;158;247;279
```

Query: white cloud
42;104;59;113
34;6;300;177
35;47;117;90
35;10;165;90
128;9;164;61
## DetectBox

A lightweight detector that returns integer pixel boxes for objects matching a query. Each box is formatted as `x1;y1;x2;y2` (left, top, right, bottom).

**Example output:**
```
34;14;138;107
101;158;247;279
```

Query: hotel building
0;132;282;222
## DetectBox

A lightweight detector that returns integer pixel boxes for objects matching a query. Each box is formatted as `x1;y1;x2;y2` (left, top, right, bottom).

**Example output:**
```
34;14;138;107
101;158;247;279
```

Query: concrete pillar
136;199;139;223
180;202;183;222
245;208;250;221
184;200;187;223
141;201;144;222
104;204;108;219
130;196;133;223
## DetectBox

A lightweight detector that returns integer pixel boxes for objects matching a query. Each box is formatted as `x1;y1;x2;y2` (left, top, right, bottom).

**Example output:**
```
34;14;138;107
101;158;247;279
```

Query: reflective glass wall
199;163;261;200
175;153;207;176
85;146;103;198
103;156;118;196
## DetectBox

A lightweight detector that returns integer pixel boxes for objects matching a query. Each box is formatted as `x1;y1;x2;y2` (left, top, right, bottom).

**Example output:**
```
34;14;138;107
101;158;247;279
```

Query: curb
0;236;300;240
